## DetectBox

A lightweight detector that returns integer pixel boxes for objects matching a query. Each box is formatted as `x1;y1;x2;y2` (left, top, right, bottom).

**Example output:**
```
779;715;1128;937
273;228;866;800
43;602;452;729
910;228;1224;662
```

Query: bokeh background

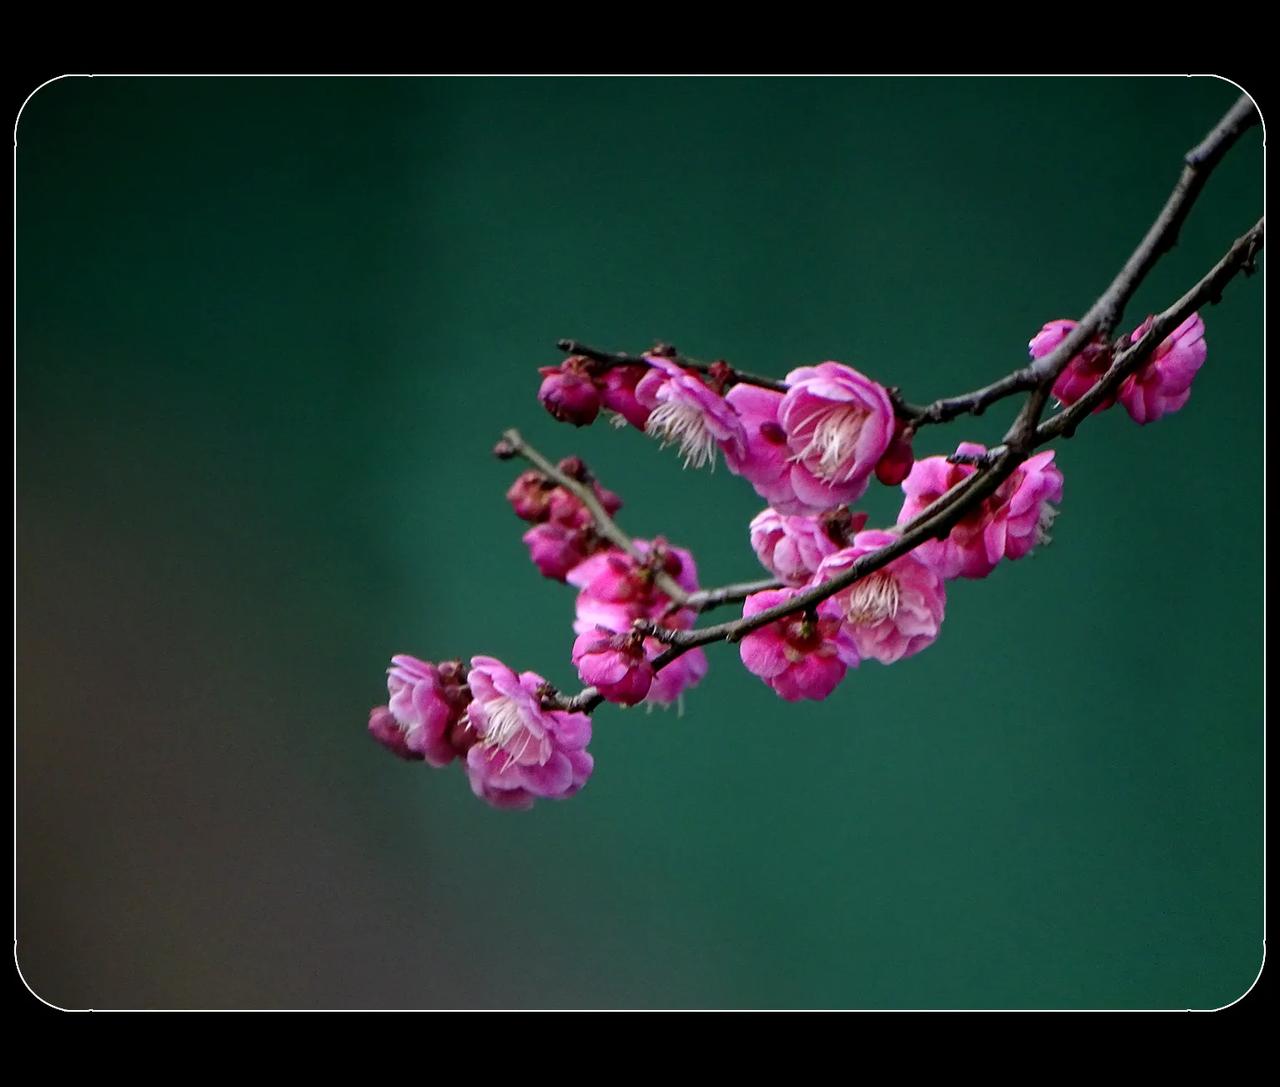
16;76;1263;1009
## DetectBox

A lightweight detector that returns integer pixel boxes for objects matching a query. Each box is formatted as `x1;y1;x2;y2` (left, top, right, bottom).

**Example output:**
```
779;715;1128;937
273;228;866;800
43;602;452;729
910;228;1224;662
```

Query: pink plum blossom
1117;313;1207;425
368;706;418;760
749;506;868;586
552;457;623;517
567;538;707;708
723;370;893;514
898;442;1064;579
567;538;699;633
464;656;594;810
874;421;916;486
572;627;654;706
369;655;475;767
508;462;621;581
1031;319;1114;411
737;589;859;701
506;469;556;522
635;355;746;469
722;384;804;510
538;357;601;426
523;521;599;581
599;365;652;430
779;362;896;505
813;531;946;664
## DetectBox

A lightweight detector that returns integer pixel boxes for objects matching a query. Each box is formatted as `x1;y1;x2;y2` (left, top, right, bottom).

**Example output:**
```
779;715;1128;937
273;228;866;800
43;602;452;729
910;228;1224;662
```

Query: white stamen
645;400;718;470
482;696;526;753
790;404;870;482
1034;503;1059;548
845;572;900;625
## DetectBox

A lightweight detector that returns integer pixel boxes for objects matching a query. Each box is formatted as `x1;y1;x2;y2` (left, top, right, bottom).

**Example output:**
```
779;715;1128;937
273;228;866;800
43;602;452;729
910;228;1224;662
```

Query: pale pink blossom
572;627;654;706
898;442;1064;579
737;589;858;701
538;357;601;426
748;507;867;586
813;531;946;664
635;356;746;469
1031;319;1114;411
464;656;594;810
369;655;474;767
1118;313;1206;424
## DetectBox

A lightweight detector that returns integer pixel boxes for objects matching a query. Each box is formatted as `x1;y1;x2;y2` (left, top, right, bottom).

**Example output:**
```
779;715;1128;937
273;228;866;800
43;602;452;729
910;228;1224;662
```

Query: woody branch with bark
368;95;1263;811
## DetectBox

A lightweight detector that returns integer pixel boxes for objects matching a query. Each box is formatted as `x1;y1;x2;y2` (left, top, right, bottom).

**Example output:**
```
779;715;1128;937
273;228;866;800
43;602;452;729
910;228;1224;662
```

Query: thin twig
971;216;1264;460
687;578;783;612
896;93;1260;430
1034;217;1264;445
556;339;788;393
499;428;690;605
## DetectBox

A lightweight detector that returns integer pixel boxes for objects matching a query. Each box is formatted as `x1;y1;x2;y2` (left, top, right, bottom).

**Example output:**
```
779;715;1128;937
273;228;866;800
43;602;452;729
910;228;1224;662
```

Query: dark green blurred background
16;77;1263;1009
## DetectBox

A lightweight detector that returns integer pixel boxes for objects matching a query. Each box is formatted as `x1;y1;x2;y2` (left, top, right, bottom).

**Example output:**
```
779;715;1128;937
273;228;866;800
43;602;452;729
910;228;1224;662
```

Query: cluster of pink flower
1032;312;1207;424
506;457;622;580
370;314;1206;808
369;654;592;810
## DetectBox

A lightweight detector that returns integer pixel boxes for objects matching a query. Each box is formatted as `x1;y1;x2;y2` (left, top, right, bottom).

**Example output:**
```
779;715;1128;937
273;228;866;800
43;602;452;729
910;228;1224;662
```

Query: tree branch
556;339;788;393
560;97;1259;437
686;578;783;612
536;94;1262;716
1034;216;1263;445
894;93;1260;431
499;428;690;605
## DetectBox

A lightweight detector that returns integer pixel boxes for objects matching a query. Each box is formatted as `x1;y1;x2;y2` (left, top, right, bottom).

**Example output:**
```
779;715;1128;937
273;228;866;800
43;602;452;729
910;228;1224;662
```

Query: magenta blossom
464;656;594;810
567;538;700;631
567;539;707;709
1118;313;1207;424
506;470;556;522
568;600;707;709
368;706;418;760
506;466;620;530
551;457;624;518
538;357;601;426
722;384;803;510
599;364;652;430
874;421;916;486
779;362;895;504
523;521;599;581
749;507;867;586
813;531;946;664
723;374;891;514
635;356;746;469
898;442;1064;579
572;627;654;706
738;589;859;701
369;655;475;767
1031;319;1114;411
